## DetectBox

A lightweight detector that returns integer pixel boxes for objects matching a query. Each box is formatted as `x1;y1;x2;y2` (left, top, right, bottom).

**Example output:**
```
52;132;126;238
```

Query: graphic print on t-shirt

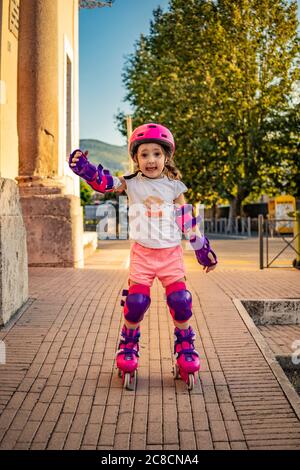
125;173;188;248
143;196;164;218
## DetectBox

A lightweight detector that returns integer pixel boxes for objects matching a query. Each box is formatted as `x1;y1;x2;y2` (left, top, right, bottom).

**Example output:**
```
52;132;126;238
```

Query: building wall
0;0;19;180
58;0;80;197
0;0;29;326
0;0;80;194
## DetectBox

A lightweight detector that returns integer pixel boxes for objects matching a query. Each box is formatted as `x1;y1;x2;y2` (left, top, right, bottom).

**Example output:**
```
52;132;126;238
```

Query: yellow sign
268;195;296;233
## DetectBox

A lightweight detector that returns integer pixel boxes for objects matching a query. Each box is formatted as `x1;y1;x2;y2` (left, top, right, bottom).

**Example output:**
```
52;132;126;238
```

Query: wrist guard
190;235;218;268
175;204;218;268
69;149;114;193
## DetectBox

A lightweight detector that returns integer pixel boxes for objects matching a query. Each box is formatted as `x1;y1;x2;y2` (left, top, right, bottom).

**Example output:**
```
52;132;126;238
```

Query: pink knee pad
120;284;151;324
166;281;192;323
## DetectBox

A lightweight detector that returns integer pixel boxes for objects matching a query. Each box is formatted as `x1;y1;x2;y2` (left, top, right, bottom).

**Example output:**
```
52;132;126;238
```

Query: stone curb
0;298;36;336
233;298;300;422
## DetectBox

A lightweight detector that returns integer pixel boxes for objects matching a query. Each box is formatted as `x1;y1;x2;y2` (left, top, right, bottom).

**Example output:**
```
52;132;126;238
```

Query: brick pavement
0;239;300;450
258;325;300;357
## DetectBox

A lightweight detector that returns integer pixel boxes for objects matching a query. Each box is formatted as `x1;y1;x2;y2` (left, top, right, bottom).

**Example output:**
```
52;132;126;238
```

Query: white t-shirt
123;172;188;248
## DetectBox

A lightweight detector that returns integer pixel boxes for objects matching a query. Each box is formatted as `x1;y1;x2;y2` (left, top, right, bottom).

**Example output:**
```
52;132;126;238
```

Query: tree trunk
211;202;217;219
228;187;248;219
228;198;237;219
228;196;243;219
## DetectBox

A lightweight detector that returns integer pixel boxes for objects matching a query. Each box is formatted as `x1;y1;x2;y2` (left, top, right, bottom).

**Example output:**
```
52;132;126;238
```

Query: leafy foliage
116;0;300;216
80;179;94;206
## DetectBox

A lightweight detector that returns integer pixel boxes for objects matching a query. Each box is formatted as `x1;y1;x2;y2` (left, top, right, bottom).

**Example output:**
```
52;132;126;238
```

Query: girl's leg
125;241;154;328
169;277;190;329
124;279;144;329
165;277;193;327
165;277;200;385
117;242;154;388
120;278;151;330
116;279;151;378
124;319;140;329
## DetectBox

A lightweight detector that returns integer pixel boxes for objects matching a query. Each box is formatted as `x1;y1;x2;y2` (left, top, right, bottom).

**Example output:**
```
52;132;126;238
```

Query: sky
79;0;170;147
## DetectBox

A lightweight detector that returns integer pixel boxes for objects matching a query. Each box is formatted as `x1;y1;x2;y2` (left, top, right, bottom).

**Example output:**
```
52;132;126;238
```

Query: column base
18;181;84;268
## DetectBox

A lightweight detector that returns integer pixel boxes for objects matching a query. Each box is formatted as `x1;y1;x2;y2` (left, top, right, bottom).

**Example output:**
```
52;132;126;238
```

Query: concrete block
19;193;84;267
0;178;28;326
241;299;300;325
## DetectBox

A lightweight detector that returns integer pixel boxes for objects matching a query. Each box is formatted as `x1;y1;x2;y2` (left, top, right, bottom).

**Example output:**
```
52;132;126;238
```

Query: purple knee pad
121;284;151;324
166;282;192;323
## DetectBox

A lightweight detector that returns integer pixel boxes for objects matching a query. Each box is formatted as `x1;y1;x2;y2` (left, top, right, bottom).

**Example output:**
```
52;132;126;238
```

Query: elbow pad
175;204;203;239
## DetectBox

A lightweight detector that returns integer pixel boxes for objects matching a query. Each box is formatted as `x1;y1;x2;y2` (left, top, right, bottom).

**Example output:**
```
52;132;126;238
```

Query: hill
79;139;129;173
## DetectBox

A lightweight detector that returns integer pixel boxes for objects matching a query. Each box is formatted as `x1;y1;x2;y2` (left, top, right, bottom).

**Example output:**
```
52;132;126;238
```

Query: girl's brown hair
133;143;182;180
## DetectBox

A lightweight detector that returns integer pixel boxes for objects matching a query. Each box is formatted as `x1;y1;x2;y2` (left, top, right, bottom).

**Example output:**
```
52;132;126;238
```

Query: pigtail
163;159;182;180
161;146;182;180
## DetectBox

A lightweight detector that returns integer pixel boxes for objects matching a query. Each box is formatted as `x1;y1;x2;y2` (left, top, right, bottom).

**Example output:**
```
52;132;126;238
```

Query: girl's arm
69;149;127;193
115;176;127;193
174;193;199;241
174;193;217;272
174;193;186;206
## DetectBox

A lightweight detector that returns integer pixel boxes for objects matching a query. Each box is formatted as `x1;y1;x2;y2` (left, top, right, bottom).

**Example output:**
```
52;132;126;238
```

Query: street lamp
126;115;134;173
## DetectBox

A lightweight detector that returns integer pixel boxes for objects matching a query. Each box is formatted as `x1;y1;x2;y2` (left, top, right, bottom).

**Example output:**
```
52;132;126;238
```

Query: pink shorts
129;242;186;288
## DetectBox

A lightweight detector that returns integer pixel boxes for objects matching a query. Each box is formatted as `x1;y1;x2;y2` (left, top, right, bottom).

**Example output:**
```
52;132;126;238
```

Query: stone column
16;0;83;267
18;0;59;181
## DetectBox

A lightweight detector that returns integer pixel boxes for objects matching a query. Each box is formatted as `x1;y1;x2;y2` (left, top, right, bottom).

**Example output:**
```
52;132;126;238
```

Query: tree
116;0;300;216
80;180;94;205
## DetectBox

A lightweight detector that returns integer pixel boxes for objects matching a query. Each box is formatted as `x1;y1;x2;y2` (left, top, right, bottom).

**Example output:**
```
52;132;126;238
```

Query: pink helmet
129;123;175;158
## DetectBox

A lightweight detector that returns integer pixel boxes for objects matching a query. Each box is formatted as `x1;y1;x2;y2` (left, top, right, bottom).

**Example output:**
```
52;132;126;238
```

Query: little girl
69;123;217;390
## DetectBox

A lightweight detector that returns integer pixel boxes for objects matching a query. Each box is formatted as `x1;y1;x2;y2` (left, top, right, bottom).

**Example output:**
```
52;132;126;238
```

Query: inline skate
116;325;140;391
173;326;200;390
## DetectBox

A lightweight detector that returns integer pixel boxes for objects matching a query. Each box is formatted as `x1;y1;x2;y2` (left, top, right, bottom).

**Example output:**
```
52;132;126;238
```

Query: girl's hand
69;149;115;192
70;150;88;167
115;176;127;193
202;253;217;273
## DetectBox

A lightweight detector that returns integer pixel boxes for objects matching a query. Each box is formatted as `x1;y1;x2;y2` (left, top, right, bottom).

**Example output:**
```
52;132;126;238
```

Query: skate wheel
124;370;137;391
173;364;180;379
187;374;194;391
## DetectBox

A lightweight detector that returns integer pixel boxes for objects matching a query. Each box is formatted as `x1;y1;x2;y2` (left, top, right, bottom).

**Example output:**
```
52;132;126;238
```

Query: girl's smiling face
134;143;166;178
